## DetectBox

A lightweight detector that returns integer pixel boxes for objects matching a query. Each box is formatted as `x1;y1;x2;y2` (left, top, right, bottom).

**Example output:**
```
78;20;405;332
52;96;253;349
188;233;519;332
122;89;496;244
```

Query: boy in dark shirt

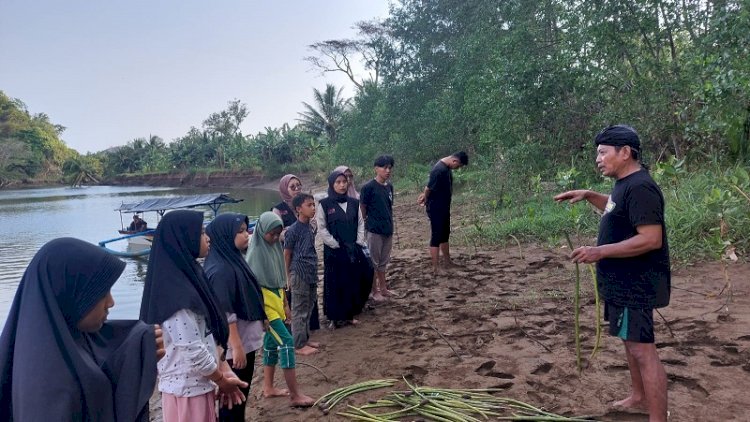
360;155;395;301
283;193;320;356
417;151;469;275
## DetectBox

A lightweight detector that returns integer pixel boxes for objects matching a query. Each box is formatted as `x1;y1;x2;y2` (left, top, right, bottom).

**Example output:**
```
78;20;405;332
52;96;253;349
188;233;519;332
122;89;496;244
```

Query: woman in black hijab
0;237;161;421
204;213;266;422
139;210;246;421
317;170;374;328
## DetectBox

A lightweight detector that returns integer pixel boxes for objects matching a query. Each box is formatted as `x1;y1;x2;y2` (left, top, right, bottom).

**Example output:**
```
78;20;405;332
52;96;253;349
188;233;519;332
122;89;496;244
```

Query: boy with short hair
284;193;320;356
360;155;396;301
417;151;469;274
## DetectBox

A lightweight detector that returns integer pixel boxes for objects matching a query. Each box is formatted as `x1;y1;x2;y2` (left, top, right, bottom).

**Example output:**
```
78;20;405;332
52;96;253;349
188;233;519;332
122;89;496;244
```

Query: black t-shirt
596;169;671;308
360;179;394;236
426;161;452;214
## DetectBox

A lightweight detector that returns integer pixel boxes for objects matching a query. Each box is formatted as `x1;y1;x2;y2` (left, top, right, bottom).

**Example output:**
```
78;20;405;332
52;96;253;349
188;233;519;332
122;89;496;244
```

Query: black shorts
428;210;450;247
604;302;655;343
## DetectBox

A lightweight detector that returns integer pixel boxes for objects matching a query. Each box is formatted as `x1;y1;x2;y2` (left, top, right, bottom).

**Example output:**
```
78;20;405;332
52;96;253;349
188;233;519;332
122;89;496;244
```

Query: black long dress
275;201;321;331
320;196;374;323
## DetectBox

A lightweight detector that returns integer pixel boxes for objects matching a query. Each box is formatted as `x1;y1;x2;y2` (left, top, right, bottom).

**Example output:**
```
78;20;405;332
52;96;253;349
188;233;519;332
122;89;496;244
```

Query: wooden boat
99;193;244;258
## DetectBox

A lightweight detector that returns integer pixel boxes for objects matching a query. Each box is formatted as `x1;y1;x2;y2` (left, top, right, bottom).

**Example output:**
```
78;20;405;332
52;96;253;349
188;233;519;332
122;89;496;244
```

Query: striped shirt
284;220;318;284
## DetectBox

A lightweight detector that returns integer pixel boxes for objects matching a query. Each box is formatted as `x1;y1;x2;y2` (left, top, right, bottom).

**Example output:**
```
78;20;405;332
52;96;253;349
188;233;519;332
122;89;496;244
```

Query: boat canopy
116;193;243;216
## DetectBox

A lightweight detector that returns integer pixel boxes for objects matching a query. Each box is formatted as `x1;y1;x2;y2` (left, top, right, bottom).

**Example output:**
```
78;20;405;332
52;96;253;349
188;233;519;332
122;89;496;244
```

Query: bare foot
382;288;395;297
307;341;321;348
263;387;290;398
442;261;462;269
611;397;648;414
295;345;319;356
290;393;315;408
432;267;446;277
350;319;360;326
371;292;386;302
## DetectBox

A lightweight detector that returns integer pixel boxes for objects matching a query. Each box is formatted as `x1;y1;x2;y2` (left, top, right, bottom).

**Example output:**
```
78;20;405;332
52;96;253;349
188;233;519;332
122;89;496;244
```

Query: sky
0;1;391;153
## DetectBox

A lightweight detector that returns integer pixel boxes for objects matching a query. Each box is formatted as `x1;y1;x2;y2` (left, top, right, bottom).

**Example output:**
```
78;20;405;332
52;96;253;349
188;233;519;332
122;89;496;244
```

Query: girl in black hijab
204;213;266;422
139;210;246;421
316;170;374;328
0;237;161;421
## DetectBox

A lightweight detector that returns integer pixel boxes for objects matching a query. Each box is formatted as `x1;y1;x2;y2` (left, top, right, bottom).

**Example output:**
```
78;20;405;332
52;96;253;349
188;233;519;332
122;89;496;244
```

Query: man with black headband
555;125;670;421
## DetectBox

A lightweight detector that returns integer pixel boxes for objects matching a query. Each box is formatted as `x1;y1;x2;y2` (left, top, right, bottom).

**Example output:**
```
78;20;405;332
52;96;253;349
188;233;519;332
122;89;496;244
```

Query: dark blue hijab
327;170;349;203
139;210;229;351
0;238;157;421
204;213;265;322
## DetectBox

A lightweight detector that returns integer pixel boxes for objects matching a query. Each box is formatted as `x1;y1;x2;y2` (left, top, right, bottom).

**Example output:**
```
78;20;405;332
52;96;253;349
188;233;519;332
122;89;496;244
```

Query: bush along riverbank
437;162;750;265
104;169;267;188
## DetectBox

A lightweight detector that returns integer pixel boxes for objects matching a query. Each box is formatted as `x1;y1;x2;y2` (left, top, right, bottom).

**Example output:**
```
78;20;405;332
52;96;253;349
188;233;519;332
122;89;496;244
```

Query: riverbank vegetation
2;0;749;261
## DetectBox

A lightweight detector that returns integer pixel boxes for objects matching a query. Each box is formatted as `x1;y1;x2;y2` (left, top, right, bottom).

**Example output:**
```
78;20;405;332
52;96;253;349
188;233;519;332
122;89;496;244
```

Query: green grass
451;164;750;264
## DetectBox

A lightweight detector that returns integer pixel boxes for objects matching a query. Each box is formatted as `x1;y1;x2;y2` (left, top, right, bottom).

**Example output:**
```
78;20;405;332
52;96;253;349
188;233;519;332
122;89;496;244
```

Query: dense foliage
323;0;750;261
334;0;749;178
0;92;74;186
3;0;749;260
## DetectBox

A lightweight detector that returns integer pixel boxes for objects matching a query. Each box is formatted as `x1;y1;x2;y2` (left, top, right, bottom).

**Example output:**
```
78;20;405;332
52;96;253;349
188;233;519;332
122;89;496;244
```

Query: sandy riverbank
145;193;750;421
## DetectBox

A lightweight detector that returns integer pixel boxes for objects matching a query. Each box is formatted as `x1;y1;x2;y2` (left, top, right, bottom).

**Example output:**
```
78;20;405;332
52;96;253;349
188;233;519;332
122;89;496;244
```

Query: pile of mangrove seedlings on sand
315;378;596;421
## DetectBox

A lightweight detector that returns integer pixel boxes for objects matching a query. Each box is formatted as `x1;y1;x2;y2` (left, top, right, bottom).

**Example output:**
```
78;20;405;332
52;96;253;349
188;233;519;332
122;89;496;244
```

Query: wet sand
153;196;750;421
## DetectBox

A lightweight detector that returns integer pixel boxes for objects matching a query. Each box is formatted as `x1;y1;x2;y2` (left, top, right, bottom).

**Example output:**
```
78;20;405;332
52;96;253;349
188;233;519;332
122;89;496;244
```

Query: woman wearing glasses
272;174;304;228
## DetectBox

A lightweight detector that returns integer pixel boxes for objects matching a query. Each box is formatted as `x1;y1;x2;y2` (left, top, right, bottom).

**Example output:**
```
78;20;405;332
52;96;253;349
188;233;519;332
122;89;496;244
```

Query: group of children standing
0;155;397;422
145;155;396;421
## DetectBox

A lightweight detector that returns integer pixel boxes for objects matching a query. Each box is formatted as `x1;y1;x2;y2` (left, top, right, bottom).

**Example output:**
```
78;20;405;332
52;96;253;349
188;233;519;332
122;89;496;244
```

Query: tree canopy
0;91;75;187
328;0;750;183
3;0;748;189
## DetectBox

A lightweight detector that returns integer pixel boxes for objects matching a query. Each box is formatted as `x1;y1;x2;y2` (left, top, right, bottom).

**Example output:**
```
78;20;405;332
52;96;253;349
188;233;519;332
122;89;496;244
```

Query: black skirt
322;244;373;322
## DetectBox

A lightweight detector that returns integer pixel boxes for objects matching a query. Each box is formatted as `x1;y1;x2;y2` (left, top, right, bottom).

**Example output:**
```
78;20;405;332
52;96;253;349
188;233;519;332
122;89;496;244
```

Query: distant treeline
2;0;748;189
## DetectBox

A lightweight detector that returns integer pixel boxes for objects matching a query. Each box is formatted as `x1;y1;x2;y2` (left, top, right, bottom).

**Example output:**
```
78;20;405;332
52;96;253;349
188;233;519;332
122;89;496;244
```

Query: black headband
594;125;640;150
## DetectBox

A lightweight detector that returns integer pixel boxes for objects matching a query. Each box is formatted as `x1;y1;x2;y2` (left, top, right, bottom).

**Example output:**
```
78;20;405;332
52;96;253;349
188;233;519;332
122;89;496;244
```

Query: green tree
298;84;349;146
63;154;101;187
0;90;74;184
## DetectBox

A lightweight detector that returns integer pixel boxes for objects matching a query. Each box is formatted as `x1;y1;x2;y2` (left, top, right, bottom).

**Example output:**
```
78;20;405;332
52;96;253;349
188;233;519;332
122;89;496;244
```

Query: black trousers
218;351;256;422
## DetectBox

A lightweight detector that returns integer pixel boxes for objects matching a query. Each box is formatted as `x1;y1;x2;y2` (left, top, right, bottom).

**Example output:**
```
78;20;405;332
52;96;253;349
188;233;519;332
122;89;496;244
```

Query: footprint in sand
475;360;496;374
604;364;630;372
530;361;553;375
475;360;515;379
668;374;709;397
405;365;429;379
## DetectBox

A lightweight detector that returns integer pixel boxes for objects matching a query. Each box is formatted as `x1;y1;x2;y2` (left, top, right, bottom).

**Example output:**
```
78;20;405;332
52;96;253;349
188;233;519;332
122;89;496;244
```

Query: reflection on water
0;185;279;325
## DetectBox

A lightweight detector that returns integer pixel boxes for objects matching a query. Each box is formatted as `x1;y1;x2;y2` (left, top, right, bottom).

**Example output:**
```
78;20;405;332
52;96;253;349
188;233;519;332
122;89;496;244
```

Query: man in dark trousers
555;125;670;422
417;151;469;275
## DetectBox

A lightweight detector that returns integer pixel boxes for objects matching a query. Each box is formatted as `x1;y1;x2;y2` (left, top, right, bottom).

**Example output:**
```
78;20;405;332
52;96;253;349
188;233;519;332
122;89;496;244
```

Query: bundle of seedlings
320;378;597;421
315;379;399;415
564;233;602;374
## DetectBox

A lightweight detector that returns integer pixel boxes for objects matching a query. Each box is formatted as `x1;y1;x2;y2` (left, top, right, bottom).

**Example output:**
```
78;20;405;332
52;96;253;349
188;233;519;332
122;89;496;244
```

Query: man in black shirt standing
417;151;469;275
555;125;669;422
360;155;396;302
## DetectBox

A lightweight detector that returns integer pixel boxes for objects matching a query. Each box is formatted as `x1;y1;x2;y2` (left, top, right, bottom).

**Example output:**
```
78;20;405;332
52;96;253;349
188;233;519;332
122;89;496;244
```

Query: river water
0;185;279;325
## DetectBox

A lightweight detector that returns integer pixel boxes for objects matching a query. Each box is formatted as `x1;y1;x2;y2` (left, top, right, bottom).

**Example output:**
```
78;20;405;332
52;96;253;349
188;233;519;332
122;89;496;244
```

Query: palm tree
63;156;100;187
297;84;349;146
